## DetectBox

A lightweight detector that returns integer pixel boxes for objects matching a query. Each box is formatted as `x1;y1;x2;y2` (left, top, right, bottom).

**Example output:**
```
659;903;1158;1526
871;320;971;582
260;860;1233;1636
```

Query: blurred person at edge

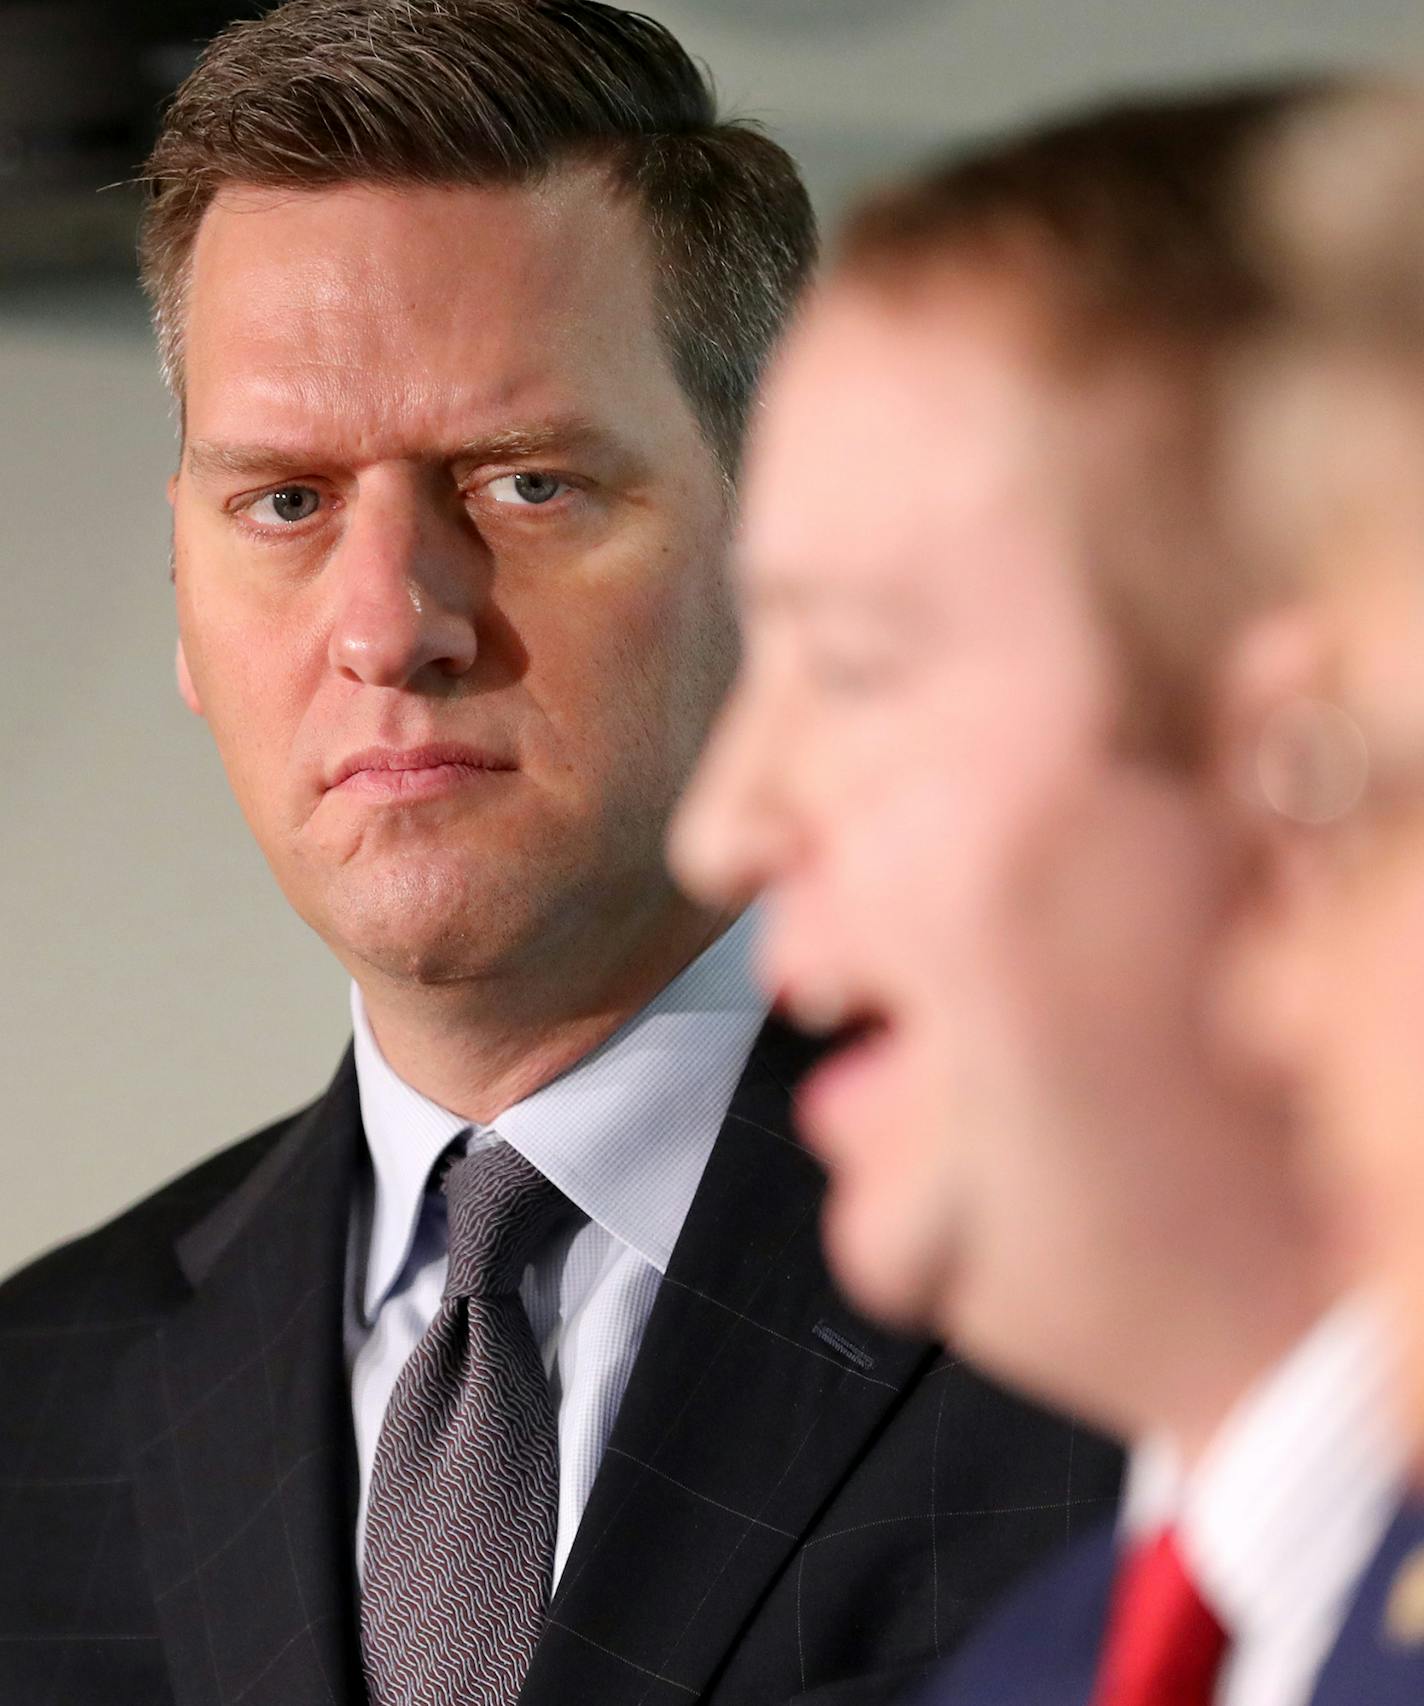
1206;80;1424;1700
671;82;1414;1706
0;4;1122;1705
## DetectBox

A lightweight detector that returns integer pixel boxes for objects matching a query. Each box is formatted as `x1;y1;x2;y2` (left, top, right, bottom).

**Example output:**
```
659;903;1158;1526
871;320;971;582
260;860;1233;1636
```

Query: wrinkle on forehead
181;172;691;467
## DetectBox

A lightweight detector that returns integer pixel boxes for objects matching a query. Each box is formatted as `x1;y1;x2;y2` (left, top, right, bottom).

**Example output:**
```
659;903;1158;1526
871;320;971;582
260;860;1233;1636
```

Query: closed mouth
328;743;517;791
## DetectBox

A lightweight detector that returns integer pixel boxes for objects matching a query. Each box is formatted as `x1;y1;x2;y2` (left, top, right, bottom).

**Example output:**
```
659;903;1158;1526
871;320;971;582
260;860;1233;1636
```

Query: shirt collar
351;983;468;1324
352;906;769;1324
1123;1292;1407;1676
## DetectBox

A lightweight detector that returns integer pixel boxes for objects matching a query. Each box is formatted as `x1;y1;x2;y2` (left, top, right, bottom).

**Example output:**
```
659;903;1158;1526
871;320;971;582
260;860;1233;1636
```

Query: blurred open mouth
788;1000;898;1153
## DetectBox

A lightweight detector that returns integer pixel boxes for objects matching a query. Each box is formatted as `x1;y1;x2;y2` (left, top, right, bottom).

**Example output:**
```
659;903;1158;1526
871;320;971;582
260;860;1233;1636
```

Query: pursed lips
325;742;518;799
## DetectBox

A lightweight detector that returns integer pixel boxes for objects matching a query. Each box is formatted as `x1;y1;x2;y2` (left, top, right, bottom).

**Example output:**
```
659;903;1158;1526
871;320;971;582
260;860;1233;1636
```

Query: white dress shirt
345;907;769;1586
1122;1293;1407;1706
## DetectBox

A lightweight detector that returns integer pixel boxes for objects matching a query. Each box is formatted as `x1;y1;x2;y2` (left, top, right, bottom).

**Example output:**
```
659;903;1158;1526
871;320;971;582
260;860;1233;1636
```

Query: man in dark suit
0;4;1120;1703
670;84;1414;1706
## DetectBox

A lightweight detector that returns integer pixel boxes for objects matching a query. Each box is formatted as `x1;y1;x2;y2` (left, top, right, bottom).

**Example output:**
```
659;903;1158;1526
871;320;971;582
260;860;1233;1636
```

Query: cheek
815;1057;965;1328
843;801;951;954
1312;860;1424;1276
177;586;315;818
849;743;1080;999
516;549;733;754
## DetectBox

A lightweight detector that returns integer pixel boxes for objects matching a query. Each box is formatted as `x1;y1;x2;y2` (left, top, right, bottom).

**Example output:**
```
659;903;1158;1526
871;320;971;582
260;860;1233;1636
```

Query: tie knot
441;1142;567;1300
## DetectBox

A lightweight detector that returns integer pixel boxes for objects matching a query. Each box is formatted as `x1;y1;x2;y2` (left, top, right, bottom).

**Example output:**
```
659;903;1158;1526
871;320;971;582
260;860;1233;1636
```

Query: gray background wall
3;0;1422;1275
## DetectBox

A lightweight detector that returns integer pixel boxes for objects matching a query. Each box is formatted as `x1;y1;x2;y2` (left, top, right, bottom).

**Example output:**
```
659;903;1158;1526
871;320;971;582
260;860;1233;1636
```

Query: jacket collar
121;1050;367;1706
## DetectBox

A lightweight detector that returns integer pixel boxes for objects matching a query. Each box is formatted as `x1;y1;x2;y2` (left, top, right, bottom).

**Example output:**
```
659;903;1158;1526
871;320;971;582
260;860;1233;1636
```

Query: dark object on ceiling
0;0;254;276
0;0;944;279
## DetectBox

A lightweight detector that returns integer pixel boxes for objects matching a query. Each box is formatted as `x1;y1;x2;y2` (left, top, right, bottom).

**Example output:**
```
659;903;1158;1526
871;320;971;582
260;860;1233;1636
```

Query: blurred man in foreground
0;3;1120;1703
672;85;1409;1705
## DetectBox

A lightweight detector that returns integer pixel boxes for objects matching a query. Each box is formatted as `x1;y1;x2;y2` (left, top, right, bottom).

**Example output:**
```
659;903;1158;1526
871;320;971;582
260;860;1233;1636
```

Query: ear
1205;601;1339;1082
1214;602;1332;805
167;476;179;586
176;637;204;718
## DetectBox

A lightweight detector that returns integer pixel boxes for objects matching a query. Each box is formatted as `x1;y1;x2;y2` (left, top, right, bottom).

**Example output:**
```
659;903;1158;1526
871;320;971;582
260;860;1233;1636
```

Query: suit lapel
523;1021;937;1706
119;1053;366;1706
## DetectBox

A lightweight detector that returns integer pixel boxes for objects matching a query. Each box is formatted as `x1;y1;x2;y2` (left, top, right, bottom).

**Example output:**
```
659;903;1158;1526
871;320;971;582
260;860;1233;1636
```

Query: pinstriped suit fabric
360;1144;571;1706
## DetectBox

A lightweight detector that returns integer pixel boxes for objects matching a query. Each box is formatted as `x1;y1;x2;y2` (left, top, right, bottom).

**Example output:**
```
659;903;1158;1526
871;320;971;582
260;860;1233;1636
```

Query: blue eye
255;487;321;524
488;472;569;506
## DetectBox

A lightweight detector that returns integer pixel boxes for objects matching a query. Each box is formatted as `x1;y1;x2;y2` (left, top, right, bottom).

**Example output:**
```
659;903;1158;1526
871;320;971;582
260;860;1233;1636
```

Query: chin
347;930;499;987
820;1187;956;1339
333;909;495;985
305;856;543;986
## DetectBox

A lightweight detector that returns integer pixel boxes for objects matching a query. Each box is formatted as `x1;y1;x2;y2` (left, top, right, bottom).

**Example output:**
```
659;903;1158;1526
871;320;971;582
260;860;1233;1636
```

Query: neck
971;1078;1342;1473
1119;1115;1341;1469
353;894;739;1124
1148;1252;1340;1475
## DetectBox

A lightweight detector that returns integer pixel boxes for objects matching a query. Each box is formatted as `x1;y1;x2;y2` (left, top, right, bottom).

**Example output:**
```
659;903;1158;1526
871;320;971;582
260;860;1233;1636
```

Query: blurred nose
328;472;482;688
669;676;799;909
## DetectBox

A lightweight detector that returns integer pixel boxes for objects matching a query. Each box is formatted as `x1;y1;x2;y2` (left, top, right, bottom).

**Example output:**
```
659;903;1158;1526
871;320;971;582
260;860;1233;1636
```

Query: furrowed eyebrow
184;441;317;480
451;419;616;464
183;419;621;482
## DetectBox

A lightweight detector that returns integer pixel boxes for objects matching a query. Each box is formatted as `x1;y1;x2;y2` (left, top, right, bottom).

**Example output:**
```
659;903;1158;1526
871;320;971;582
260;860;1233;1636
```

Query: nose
328;474;482;689
669;674;799;910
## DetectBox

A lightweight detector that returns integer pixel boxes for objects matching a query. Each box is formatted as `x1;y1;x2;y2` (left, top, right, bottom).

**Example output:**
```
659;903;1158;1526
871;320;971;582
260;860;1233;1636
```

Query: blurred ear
176;638;204;718
1205;602;1338;1083
1215;600;1331;795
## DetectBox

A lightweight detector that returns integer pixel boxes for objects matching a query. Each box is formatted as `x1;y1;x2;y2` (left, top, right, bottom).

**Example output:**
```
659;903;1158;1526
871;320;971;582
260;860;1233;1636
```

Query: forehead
181;170;682;448
740;275;1066;610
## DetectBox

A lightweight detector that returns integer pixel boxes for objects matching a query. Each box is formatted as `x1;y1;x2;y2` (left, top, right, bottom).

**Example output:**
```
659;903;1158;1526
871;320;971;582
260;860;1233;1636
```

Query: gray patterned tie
361;1141;569;1706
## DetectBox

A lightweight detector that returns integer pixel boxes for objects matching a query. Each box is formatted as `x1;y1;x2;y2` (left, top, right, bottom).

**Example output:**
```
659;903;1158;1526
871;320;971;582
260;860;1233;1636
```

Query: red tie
1089;1528;1229;1706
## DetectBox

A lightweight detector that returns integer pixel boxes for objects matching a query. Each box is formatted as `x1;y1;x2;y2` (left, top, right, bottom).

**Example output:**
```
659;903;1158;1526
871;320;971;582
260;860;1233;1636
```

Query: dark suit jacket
0;1020;1121;1705
1312;1502;1424;1704
919;1500;1424;1705
911;1517;1112;1706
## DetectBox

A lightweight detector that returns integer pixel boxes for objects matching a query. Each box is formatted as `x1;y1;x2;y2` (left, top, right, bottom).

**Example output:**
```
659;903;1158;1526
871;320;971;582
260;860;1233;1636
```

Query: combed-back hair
833;85;1332;766
138;0;817;471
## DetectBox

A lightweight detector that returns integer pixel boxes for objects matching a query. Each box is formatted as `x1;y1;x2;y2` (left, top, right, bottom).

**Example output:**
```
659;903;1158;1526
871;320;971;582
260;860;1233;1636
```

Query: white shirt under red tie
1107;1296;1405;1706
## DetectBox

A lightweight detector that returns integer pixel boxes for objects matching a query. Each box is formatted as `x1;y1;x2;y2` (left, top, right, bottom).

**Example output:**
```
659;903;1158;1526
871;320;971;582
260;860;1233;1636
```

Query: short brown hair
138;0;816;471
835;87;1325;766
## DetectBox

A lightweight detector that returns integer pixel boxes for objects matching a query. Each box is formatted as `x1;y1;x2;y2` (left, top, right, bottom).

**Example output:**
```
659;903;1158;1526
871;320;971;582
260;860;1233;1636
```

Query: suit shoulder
0;1093;326;1326
917;1518;1117;1705
1312;1499;1424;1704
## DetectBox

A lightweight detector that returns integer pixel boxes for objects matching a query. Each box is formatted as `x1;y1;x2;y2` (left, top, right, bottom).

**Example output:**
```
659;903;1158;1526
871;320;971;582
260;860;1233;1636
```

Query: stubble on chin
297;848;519;986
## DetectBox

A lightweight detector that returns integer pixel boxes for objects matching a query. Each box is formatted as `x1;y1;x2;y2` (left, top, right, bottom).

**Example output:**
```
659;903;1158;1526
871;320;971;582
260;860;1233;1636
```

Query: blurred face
1230;368;1424;1426
673;276;1244;1369
172;170;734;997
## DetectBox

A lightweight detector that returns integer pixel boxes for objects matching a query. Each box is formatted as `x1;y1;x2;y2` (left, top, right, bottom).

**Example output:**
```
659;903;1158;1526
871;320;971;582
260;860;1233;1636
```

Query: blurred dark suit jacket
917;1501;1424;1705
0;1020;1120;1706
